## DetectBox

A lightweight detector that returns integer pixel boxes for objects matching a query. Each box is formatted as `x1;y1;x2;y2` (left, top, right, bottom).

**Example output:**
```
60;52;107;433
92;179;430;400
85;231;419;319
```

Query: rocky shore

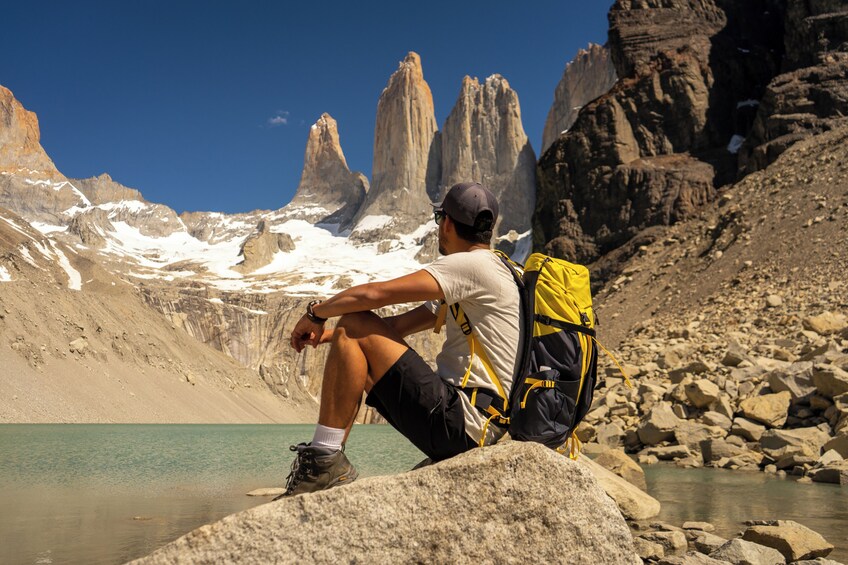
579;310;848;485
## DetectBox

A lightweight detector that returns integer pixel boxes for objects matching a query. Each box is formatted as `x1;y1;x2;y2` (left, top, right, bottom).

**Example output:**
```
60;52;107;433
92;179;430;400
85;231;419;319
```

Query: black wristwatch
306;300;327;324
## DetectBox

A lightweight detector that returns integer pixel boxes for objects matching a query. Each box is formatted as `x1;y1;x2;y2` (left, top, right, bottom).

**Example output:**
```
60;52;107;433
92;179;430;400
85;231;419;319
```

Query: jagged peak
304;112;347;168
402;51;422;69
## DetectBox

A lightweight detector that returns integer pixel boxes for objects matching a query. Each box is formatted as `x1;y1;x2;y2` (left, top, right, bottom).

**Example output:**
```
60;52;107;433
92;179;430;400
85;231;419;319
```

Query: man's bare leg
317;310;410;434
276;311;409;498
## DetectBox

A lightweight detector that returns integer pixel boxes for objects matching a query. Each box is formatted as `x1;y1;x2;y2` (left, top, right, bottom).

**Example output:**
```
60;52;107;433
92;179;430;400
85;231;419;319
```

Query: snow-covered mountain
0;52;543;422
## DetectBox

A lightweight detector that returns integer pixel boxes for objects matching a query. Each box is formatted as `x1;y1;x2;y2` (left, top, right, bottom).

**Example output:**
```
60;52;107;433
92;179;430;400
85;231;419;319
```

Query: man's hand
290;315;330;353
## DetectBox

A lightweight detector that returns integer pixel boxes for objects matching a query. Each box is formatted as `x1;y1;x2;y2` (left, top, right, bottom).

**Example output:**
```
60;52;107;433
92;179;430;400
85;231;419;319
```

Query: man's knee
335;311;385;339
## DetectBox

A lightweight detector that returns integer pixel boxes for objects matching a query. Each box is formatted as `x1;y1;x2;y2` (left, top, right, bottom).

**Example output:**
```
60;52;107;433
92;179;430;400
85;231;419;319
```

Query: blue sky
2;1;611;214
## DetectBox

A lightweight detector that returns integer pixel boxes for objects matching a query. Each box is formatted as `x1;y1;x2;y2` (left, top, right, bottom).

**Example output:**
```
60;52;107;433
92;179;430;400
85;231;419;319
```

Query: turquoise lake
0;425;846;564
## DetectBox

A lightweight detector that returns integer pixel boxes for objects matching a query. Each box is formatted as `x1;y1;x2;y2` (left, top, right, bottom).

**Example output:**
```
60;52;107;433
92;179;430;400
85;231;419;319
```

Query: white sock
311;424;345;451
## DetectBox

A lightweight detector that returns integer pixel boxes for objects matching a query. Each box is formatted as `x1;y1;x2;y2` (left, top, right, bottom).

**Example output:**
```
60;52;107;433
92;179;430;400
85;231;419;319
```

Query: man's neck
449;243;489;254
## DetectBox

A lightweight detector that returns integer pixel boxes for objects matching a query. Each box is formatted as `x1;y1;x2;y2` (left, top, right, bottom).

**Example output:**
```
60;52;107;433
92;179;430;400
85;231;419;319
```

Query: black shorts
366;348;476;461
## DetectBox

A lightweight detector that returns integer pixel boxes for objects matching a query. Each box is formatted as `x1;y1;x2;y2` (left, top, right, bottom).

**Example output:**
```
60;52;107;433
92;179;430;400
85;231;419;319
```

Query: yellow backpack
447;252;629;456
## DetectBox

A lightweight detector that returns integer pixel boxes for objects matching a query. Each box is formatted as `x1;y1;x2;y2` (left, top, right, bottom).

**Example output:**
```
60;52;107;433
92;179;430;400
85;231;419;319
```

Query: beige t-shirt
424;249;521;445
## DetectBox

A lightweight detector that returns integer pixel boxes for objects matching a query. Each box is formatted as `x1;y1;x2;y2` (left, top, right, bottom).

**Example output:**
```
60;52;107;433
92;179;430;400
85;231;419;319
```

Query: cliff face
0;85;57;175
535;0;788;264
73;173;145;205
282;113;368;229
0;86;91;222
542;43;618;153
351;52;440;241
740;0;848;173
440;75;536;243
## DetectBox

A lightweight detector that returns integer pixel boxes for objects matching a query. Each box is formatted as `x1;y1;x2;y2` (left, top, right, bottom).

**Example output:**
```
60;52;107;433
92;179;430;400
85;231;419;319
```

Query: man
280;182;521;497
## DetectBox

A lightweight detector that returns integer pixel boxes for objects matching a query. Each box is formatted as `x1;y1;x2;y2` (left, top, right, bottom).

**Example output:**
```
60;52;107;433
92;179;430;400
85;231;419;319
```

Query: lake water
0;425;846;564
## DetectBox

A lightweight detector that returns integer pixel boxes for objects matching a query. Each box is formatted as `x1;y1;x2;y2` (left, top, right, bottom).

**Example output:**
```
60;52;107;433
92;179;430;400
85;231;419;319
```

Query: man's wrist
306;300;328;323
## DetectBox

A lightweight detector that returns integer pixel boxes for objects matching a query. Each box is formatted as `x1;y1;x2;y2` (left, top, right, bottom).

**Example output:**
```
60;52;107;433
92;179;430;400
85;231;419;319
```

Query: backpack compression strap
449;303;511;446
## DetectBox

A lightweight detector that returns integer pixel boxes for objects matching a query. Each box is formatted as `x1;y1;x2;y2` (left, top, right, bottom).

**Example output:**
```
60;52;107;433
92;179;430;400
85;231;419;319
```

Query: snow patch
24;178;91;207
51;243;82;291
352;215;393;233
18;246;38;267
31;222;68;234
727;135;746;154
0;265;11;282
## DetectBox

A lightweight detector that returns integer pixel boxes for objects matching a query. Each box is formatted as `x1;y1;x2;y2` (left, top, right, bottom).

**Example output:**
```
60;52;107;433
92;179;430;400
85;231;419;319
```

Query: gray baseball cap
432;182;499;231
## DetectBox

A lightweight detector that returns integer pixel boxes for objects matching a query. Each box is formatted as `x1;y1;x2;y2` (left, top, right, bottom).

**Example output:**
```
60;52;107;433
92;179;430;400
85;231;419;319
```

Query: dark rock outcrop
281;113;367;229
535;0;788;264
542;43;618;154
740;2;848;174
236;220;295;273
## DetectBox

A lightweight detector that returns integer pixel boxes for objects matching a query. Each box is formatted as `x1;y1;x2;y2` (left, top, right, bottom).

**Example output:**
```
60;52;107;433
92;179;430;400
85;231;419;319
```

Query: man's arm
290;270;443;351
384;304;438;338
311;270;443;320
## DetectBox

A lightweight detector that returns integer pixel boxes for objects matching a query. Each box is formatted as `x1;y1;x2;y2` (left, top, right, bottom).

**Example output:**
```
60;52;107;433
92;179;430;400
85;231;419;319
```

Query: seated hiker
280;182;520;497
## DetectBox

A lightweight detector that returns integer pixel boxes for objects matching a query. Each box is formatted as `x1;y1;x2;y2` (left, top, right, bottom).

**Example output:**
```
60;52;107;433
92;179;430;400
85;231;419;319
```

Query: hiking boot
272;443;358;499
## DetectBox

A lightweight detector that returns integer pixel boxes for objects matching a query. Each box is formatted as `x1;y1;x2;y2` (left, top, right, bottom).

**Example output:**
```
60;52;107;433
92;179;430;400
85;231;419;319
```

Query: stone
690;531;729;554
822;434;848;458
542;43;618;153
133;442;640;564
702;411;733;431
638;402;681;446
803;312;847;336
683;521;716;532
812;364;848;399
639;454;660;465
700;438;744;465
640;530;688;552
634;536;665;560
686;379;722;409
596;422;626;448
709;538;787;565
643;445;693;461
593;448;647;491
739;392;792;428
723;340;752;367
760;428;831;461
808;460;848;485
817;449;843;466
768;363;816;400
766;295;783;308
742;520;834;561
731;417;767;442
671;362;714;384
281;113;367;229
245;487;286;497
68;338;89;354
775;454;816;471
579;454;661;520
658;552;734;565
676;421;726;455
